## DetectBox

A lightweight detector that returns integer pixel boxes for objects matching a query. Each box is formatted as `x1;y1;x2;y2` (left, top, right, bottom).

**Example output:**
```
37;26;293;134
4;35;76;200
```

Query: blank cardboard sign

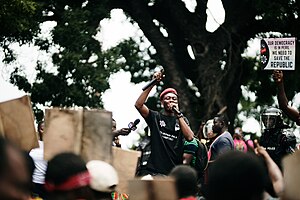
282;150;300;200
112;147;141;194
0;95;38;151
81;109;113;163
44;108;112;163
128;178;178;200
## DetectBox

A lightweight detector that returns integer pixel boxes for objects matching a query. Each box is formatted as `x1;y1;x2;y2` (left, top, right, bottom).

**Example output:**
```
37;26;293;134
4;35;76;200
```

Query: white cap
141;174;153;180
86;160;119;193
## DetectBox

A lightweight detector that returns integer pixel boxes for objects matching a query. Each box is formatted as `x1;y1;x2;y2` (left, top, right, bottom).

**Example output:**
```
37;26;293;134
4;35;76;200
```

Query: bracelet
177;113;184;119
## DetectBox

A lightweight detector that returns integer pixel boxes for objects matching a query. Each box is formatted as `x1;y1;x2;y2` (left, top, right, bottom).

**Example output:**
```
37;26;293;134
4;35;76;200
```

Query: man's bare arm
273;70;300;125
135;71;164;118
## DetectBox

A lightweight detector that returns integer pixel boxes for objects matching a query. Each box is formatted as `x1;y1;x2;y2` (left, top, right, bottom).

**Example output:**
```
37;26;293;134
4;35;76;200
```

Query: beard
212;127;221;134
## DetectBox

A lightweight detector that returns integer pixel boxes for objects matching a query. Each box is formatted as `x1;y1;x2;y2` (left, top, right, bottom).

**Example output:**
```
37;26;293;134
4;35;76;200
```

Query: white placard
261;37;296;70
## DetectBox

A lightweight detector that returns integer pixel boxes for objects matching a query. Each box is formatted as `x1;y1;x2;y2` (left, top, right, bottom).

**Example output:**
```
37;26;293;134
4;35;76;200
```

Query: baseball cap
86;160;119;193
159;88;178;101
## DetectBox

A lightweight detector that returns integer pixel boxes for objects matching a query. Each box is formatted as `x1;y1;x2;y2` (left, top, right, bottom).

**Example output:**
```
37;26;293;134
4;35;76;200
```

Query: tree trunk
110;0;263;132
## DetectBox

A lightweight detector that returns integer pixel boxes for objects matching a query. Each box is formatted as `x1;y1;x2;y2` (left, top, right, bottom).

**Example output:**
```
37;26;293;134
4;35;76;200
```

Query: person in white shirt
29;121;47;198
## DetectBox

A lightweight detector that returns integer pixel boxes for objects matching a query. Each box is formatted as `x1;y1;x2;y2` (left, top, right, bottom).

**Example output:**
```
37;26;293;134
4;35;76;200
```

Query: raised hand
272;70;283;83
152;69;165;82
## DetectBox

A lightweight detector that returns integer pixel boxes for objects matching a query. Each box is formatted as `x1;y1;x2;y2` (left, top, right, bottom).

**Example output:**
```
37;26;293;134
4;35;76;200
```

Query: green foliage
8;0;159;121
4;0;300;130
8;1;111;119
0;0;42;62
0;0;40;42
242;57;276;105
9;68;32;92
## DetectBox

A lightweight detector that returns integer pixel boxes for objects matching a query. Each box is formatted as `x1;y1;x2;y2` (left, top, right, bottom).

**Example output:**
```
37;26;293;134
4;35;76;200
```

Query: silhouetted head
207;151;265;200
45;152;92;200
212;114;228;135
169;165;198;198
0;137;32;200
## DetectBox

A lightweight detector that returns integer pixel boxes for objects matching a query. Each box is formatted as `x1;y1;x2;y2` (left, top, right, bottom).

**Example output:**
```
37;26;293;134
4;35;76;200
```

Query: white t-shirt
29;140;48;184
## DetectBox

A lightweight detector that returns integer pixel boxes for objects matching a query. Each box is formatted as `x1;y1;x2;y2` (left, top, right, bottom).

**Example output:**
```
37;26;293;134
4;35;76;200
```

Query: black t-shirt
143;110;184;175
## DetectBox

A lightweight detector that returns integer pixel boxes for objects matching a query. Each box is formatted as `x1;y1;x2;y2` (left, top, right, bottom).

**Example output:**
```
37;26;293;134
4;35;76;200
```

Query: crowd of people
0;69;300;200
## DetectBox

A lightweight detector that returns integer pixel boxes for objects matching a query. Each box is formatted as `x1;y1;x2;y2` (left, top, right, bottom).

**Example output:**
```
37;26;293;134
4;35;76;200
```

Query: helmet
203;119;214;139
261;107;283;130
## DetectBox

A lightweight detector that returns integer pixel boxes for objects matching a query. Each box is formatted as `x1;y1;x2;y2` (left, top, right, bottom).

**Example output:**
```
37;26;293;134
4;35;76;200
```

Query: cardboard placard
128;178;177;200
81;110;113;163
282;150;300;199
0;95;38;151
44;108;112;163
112;147;141;194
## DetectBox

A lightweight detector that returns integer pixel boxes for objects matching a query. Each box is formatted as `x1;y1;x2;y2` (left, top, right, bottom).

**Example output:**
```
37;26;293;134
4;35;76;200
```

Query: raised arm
273;70;300;125
255;140;284;197
135;71;163;118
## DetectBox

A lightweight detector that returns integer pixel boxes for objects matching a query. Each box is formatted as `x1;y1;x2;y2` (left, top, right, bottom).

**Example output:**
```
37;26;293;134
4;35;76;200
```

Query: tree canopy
0;0;41;62
109;0;300;131
3;0;300;131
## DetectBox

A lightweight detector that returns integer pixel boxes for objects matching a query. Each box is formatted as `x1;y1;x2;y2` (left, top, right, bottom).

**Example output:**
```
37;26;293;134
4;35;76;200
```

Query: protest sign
44;108;112;162
282;150;300;199
261;37;296;70
112;147;141;194
0;95;38;151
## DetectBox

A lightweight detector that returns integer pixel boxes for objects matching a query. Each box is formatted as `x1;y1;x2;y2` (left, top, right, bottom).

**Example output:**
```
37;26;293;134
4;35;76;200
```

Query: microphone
128;119;140;131
172;106;181;115
142;79;158;91
142;69;164;91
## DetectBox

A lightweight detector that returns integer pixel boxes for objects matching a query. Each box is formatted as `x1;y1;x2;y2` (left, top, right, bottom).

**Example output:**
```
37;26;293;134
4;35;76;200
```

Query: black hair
45;152;87;185
45;152;92;200
0;137;33;198
214;114;229;127
207;151;265;200
169;165;198;198
0;137;28;175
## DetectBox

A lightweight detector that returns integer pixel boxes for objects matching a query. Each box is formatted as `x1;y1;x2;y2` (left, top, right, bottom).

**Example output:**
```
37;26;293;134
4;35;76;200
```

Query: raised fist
272;70;283;83
152;70;164;82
